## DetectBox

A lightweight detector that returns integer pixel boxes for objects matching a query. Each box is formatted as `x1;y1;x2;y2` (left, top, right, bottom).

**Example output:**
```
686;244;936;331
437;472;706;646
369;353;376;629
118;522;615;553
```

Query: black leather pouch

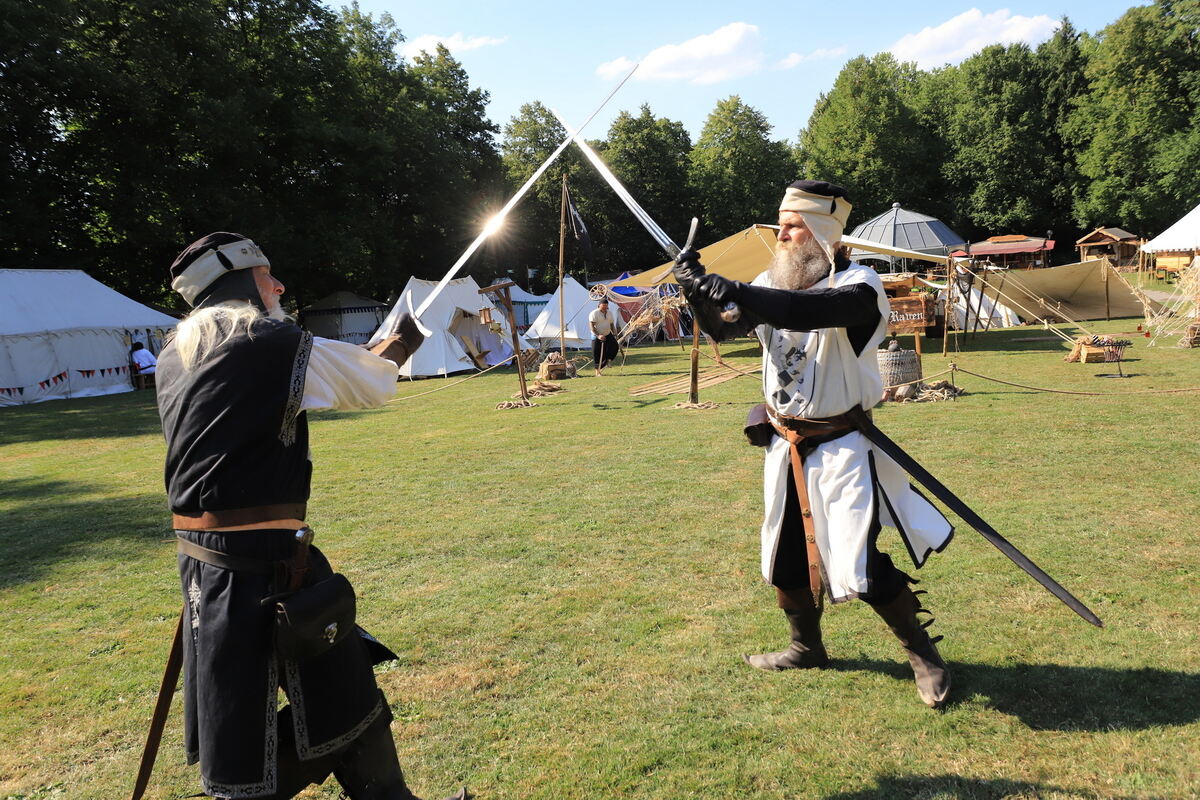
744;403;775;447
275;573;356;661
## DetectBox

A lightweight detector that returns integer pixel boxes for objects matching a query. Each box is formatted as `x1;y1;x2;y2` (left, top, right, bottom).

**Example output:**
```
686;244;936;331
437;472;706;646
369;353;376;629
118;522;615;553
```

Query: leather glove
672;247;705;289
392;312;426;354
692;272;739;307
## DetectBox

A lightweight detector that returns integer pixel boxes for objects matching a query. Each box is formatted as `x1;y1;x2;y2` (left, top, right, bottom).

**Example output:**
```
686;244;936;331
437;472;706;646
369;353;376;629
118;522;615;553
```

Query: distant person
140;232;464;800
589;299;618;376
673;180;955;709
130;342;157;374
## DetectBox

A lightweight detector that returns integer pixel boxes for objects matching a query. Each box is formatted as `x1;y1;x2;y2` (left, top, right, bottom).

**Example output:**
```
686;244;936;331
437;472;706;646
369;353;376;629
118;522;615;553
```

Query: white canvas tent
368;276;527;377
0;269;178;406
495;282;550;332
300;291;386;345
523;275;621;349
1142;202;1200;253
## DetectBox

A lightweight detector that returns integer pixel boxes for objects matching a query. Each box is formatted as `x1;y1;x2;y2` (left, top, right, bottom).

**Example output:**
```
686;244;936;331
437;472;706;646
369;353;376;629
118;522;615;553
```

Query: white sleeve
301;336;399;412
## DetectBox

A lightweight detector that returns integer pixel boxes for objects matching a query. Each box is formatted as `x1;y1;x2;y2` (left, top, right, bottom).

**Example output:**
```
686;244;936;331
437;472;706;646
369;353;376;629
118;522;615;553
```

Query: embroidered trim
200;657;278;798
280;331;313;446
283;657;383;760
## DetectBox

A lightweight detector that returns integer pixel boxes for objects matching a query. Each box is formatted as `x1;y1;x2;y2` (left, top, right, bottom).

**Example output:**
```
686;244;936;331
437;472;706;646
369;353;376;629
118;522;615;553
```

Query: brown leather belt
171;502;307;530
767;406;859;606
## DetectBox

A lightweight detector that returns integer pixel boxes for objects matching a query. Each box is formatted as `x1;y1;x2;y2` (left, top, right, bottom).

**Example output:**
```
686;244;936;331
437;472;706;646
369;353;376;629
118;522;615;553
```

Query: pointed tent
300;290;387;345
0;269;179;406
368;276;527;377
494;281;550;331
524;275;619;349
1142;203;1200;273
848;203;965;265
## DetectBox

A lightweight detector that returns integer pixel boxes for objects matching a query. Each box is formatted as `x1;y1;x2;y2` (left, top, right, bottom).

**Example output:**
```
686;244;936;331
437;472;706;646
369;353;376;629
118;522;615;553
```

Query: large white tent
503;283;551;332
0;269;179;406
523;275;621;349
300;291;387;345
1142;202;1200;253
368;276;527;378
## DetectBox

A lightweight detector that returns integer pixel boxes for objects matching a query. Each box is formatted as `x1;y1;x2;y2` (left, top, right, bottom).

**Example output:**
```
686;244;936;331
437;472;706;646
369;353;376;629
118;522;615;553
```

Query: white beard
769;237;831;291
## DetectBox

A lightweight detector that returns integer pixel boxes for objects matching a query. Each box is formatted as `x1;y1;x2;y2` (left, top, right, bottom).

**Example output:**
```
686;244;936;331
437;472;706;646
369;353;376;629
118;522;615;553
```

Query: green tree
1069;1;1200;233
940;43;1056;237
1035;18;1090;232
795;54;937;226
600;105;694;271
689;96;793;239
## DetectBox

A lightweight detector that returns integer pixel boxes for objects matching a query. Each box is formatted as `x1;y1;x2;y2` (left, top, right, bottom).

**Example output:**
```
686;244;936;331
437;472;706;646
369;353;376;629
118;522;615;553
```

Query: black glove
393;312;426;354
672;247;704;290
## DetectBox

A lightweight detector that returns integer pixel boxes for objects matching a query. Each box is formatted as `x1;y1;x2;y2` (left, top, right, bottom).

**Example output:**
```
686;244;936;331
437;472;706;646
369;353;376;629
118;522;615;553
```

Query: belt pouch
274;573;356;661
744;403;775;447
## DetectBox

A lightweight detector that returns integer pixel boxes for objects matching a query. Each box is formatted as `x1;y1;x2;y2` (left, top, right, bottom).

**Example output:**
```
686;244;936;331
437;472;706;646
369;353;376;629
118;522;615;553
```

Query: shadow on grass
824;773;1138;800
0;391;162;445
830;657;1200;731
0;475;167;589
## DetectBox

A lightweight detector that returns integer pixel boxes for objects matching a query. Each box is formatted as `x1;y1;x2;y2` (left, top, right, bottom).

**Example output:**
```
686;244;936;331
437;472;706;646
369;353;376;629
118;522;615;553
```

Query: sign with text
887;295;935;335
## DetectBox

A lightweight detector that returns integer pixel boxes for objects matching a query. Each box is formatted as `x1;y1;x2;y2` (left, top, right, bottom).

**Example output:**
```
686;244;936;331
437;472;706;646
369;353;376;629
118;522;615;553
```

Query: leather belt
171;502;307;530
767;406;859;606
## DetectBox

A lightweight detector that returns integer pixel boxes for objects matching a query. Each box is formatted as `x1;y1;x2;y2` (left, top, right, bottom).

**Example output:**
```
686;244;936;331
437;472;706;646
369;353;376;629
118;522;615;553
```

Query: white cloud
777;47;848;70
401;33;506;61
596;22;765;85
890;9;1058;69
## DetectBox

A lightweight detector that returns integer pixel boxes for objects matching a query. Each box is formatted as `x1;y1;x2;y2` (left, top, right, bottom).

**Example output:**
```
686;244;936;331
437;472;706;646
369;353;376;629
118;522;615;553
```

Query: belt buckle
294;526;314;546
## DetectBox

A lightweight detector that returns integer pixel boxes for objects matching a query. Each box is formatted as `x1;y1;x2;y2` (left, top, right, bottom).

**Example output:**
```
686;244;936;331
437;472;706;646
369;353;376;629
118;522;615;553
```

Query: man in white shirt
588;300;618;376
130;342;157;374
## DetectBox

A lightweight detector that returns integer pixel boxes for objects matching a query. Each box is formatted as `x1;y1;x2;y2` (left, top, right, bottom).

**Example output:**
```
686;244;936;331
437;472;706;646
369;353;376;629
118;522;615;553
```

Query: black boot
744;589;828;670
333;698;468;800
871;583;951;708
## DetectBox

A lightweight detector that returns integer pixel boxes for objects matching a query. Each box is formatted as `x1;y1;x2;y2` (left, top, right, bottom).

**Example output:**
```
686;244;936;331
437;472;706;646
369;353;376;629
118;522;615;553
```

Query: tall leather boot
743;588;828;670
870;583;951;708
333;695;468;800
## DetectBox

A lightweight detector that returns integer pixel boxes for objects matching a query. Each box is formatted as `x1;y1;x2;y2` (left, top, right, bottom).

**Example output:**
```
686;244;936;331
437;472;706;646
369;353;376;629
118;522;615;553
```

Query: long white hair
169;301;291;370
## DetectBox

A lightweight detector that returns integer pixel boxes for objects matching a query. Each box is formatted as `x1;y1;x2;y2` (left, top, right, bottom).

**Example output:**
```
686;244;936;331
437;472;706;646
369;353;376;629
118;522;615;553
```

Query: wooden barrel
878;349;922;388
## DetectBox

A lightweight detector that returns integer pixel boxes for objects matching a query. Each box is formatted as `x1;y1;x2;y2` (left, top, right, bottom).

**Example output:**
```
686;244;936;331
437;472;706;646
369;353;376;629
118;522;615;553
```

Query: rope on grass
388;355;516;403
949;363;1200;396
496;398;539;410
671;400;719;410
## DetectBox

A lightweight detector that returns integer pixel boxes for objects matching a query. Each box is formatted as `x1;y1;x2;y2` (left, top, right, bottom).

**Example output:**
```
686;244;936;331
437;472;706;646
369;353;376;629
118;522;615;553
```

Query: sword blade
413;66;638;321
848;409;1104;628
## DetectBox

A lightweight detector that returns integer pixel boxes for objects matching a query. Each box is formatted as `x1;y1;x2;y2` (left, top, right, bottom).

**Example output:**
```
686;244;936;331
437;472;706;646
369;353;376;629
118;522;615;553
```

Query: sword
410;65;638;323
845;407;1103;627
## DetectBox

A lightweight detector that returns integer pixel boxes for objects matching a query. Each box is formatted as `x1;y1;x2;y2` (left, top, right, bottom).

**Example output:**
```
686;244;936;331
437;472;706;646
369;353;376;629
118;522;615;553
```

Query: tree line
3;0;1198;308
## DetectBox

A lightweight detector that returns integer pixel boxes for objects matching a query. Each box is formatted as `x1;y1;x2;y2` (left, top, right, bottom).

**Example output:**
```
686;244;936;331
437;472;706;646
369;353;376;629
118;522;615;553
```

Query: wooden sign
887;295;935;335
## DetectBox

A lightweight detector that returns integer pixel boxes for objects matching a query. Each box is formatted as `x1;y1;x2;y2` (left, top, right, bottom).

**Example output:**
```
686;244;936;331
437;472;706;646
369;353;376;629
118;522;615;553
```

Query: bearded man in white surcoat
673;180;955;708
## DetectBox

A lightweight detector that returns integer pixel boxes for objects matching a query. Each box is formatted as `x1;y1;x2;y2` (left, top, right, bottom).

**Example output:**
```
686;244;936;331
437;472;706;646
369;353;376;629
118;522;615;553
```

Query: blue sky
354;2;1139;143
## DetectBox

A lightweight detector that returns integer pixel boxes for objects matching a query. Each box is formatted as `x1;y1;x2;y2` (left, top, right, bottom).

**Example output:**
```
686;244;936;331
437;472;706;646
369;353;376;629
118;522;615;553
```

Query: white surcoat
755;264;952;601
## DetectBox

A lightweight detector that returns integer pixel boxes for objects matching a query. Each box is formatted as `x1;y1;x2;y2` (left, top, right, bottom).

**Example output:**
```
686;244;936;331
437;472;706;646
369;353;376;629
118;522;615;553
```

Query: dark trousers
592;335;618;369
771;459;907;606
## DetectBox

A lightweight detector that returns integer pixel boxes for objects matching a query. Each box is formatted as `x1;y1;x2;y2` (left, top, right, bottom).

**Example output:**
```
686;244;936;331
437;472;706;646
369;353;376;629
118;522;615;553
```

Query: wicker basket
878;349;922;388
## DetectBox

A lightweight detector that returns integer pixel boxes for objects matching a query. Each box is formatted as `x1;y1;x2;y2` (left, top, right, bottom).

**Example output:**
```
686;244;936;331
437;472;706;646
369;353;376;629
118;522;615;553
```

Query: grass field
2;320;1198;800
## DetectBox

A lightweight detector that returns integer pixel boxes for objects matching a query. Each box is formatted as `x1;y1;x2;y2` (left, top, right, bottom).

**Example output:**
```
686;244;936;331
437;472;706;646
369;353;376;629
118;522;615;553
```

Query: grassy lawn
2;320;1198;800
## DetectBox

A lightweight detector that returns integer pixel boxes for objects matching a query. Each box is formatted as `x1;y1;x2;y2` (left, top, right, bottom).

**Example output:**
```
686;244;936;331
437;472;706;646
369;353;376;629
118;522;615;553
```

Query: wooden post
689;322;700;404
1103;257;1111;321
557;173;567;361
480;282;529;403
942;259;952;358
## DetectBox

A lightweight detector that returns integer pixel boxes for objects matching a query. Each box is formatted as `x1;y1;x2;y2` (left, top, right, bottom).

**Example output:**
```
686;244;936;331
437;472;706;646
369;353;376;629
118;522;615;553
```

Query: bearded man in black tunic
154;232;465;799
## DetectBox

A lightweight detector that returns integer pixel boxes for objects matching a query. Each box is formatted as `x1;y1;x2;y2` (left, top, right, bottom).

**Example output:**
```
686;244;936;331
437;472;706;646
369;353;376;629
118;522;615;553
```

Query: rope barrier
948;363;1200;396
387;354;517;403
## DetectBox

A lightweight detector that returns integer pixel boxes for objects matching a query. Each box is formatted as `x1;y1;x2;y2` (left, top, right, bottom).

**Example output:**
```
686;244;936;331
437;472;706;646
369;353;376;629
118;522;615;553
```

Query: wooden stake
689;322;700;405
557;173;567;361
479;282;529;403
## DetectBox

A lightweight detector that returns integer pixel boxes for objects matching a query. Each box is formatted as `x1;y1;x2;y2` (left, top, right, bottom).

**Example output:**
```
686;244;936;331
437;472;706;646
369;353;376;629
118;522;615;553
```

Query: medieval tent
367;276;526;378
1142;202;1200;272
523;275;620;349
0;269;178;406
970;259;1160;323
848;203;965;268
497;282;550;332
300;291;387;345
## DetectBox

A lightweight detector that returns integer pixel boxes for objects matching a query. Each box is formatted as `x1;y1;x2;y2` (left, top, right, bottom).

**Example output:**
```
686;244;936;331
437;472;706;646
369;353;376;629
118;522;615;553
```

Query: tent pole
558;173;568;362
942;258;952;358
1104;257;1111;321
689;322;700;404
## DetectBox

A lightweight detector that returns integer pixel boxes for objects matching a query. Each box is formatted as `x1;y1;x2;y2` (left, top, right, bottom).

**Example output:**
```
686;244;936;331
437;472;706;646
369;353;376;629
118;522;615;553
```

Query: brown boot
744;598;828;670
871;584;951;708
